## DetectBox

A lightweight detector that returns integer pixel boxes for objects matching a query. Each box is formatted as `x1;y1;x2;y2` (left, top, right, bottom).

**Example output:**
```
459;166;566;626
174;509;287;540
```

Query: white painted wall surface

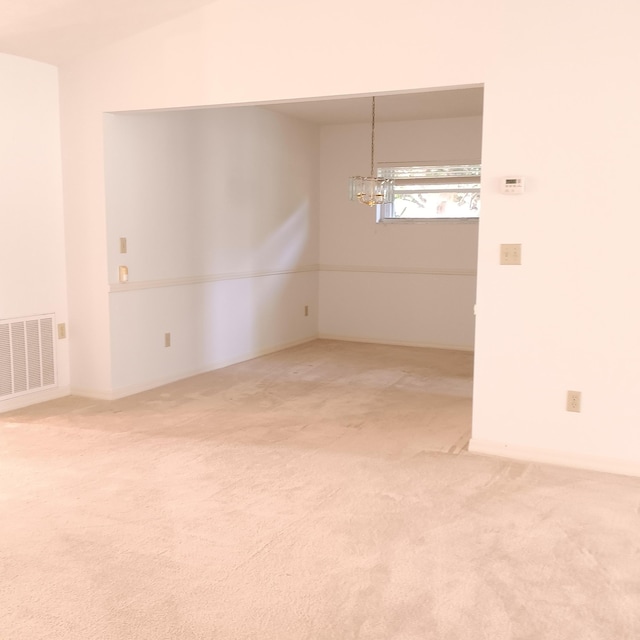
59;0;489;397
0;54;69;410
471;0;640;473
56;0;640;473
318;117;481;350
104;108;318;395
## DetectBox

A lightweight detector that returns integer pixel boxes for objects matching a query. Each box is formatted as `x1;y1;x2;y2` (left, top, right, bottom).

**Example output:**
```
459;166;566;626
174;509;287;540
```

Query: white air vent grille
0;314;57;401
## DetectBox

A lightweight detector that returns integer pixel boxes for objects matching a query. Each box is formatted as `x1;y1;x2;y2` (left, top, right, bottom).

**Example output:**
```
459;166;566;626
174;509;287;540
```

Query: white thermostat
502;176;525;194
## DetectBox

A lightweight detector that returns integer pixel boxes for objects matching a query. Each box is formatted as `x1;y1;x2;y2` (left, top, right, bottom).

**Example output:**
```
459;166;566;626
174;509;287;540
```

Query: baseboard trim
68;387;117;401
468;438;640;479
0;386;71;414
318;333;474;352
72;336;318;401
73;369;216;401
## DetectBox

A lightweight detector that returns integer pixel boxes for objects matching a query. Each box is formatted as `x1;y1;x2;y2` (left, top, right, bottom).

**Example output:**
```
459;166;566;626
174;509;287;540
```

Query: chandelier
349;97;394;207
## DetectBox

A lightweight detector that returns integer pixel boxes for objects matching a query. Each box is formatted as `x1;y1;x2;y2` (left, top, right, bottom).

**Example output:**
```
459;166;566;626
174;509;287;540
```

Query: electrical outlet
304;305;309;317
567;390;581;413
119;237;127;254
57;323;66;340
500;243;522;265
164;332;171;348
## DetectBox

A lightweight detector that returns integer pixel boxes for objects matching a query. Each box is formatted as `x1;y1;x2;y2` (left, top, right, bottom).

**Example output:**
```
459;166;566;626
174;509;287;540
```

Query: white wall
56;0;640;474
103;107;318;396
319;117;481;350
471;0;640;474
0;54;69;411
58;0;488;398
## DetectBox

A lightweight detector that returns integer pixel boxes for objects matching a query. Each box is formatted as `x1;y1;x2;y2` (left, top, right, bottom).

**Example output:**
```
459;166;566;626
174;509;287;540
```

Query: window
377;163;481;222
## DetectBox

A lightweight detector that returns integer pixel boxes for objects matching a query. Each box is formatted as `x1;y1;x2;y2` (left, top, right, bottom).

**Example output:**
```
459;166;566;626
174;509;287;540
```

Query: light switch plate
500;243;522;265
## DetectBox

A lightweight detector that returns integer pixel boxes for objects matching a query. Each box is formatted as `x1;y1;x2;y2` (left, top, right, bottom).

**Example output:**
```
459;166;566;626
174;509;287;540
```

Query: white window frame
376;161;481;224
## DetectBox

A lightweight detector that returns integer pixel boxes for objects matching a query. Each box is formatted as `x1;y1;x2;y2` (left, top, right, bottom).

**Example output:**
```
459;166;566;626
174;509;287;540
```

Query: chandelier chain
370;97;376;176
348;95;394;207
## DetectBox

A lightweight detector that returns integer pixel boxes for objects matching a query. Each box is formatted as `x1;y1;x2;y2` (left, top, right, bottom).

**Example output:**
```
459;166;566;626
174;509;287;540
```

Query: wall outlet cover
567;390;581;413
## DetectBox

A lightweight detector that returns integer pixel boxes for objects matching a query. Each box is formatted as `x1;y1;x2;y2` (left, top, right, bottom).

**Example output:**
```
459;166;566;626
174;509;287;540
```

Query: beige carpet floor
1;339;639;639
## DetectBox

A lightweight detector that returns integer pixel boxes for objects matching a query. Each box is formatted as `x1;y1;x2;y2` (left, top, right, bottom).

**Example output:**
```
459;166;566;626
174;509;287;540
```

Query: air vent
0;314;57;401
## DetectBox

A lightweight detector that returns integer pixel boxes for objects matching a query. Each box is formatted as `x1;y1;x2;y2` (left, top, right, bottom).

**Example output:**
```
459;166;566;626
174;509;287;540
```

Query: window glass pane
392;191;480;219
377;163;481;220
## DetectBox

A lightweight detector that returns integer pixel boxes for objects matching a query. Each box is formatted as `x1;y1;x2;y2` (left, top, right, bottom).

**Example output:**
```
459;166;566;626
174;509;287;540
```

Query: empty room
1;0;640;638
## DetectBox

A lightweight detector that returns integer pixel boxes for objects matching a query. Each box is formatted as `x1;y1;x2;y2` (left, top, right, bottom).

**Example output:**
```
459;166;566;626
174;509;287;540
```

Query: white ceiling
0;0;218;64
0;1;483;125
262;88;483;125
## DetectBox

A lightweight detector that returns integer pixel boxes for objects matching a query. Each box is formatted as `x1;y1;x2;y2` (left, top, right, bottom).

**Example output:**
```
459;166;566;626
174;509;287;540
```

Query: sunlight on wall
103;106;318;394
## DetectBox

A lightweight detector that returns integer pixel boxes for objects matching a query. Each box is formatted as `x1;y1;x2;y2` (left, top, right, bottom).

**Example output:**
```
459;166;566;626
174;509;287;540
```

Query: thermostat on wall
502;176;525;194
